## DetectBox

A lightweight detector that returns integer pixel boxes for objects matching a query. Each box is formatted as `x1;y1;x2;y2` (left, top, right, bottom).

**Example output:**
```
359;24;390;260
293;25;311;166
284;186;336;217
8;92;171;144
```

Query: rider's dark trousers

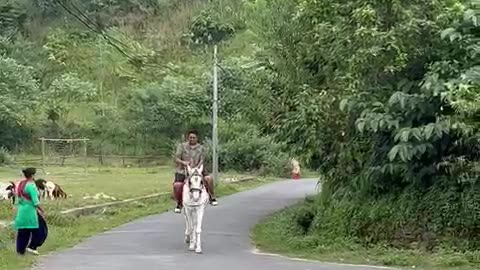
173;173;186;206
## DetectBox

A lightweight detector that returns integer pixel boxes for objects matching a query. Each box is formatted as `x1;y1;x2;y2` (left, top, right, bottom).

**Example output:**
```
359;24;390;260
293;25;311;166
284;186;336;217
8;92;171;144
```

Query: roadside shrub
309;181;480;251
220;121;289;176
203;121;289;176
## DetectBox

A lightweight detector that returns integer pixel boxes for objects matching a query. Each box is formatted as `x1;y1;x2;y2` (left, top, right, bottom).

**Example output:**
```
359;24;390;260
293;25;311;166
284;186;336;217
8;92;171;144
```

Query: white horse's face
187;165;204;202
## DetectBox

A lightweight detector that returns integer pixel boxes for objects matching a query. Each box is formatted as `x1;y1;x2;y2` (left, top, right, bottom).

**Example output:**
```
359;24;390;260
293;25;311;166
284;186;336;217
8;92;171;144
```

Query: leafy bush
182;6;237;46
221;122;289;176
122;74;209;154
202;121;289;176
0;147;13;165
0;56;40;125
183;0;250;48
307;180;480;251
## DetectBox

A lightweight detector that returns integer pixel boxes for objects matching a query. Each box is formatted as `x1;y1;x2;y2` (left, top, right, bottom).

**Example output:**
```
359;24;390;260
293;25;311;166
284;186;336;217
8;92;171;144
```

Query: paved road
34;179;390;270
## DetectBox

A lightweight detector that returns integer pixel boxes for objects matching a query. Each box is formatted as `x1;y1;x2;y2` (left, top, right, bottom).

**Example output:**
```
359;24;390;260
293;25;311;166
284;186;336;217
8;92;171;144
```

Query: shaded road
34;179;391;270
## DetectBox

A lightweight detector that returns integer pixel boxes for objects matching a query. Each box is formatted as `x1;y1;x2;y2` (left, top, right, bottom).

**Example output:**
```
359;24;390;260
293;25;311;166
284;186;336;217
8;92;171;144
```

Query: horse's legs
183;209;190;244
195;206;204;253
187;208;196;251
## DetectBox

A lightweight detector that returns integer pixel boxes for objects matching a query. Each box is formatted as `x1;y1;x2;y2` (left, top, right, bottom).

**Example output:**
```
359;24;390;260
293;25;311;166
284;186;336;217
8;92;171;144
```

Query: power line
52;0;171;71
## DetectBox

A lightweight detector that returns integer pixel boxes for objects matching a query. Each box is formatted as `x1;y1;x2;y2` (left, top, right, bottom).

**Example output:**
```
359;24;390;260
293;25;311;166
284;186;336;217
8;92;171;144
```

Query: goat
5;181;16;204
51;182;67;199
42;180;67;200
5;179;67;202
34;179;48;199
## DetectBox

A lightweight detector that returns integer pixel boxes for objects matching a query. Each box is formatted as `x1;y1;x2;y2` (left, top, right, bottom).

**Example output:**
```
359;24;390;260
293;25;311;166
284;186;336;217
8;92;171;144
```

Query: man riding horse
173;129;218;213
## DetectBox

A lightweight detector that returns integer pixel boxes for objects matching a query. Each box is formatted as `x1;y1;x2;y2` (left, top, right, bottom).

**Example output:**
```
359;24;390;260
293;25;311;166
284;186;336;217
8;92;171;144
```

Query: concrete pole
212;45;219;185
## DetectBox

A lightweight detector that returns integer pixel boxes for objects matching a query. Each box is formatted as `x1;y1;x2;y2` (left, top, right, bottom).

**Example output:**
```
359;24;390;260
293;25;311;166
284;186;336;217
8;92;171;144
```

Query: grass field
0;164;271;270
251;202;480;270
0;165;253;217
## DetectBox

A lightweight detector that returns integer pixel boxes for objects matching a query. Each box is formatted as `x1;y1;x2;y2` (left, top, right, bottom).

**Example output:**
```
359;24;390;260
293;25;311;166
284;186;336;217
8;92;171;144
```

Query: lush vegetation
250;0;480;268
1;0;479;268
0;0;289;175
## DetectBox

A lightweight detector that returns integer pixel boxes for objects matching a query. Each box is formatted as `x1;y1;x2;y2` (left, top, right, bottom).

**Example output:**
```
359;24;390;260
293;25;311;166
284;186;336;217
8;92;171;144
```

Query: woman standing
290;158;301;180
12;167;45;255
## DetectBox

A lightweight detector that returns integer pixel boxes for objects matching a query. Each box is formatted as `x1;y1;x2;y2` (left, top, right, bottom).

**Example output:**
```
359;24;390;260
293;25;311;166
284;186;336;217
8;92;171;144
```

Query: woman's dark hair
22;167;36;178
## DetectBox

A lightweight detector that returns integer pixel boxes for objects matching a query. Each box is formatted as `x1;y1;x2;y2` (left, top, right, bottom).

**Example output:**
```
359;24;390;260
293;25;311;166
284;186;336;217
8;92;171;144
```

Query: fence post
83;138;87;174
40;137;45;168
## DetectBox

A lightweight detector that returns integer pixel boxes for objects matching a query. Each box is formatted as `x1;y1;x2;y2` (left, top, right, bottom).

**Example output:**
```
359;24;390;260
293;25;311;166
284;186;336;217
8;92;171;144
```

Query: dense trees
251;0;479;254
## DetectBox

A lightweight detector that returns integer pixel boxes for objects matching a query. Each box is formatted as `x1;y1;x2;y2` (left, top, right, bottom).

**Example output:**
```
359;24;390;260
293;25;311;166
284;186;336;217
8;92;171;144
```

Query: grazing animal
182;164;209;254
35;179;67;200
5;180;43;204
5;181;16;204
34;179;48;199
0;182;11;201
51;182;67;199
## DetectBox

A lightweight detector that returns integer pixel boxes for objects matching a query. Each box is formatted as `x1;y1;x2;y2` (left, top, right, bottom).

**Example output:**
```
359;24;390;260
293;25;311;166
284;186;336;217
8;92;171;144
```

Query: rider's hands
182;161;190;166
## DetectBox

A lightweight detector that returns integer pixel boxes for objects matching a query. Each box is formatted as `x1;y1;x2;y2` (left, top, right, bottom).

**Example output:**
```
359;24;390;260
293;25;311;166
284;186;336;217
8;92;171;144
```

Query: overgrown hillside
1;0;479;267
0;0;288;174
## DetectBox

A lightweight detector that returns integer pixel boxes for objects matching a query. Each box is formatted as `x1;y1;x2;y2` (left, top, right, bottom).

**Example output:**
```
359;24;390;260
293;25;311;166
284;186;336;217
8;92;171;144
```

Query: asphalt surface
34;179;391;270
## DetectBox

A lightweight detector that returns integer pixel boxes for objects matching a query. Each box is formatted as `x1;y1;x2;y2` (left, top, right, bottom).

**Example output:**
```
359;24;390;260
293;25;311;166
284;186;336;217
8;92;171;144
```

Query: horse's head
186;164;204;202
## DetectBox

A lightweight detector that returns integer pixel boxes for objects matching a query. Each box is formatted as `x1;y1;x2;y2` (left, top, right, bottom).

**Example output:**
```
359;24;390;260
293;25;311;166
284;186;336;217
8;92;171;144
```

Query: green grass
0;165;273;270
297;168;320;179
0;165;254;217
251;202;480;270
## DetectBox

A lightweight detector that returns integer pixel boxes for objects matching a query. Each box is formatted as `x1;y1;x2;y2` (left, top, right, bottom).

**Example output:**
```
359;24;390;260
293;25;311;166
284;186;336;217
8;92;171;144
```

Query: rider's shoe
174;203;182;213
210;198;218;206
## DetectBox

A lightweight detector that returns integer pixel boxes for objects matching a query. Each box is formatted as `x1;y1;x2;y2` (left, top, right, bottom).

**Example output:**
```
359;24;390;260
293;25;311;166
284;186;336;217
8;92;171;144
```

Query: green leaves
355;111;399;134
356;118;366;133
183;8;237;46
124;72;209;145
0;2;27;37
388;91;426;111
44;73;97;121
328;4;480;195
440;27;462;41
48;73;97;102
339;99;349;112
424;123;435;140
388;142;434;162
392;122;450;143
0;56;40;125
463;8;478;26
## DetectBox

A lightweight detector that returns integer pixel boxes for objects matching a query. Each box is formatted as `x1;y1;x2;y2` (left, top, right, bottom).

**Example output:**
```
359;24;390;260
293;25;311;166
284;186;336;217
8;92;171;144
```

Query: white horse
183;164;209;254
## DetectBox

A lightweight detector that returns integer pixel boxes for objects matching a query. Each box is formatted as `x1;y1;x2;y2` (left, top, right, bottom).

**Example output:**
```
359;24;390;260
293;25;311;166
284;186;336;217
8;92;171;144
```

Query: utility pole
98;38;105;117
212;45;219;185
